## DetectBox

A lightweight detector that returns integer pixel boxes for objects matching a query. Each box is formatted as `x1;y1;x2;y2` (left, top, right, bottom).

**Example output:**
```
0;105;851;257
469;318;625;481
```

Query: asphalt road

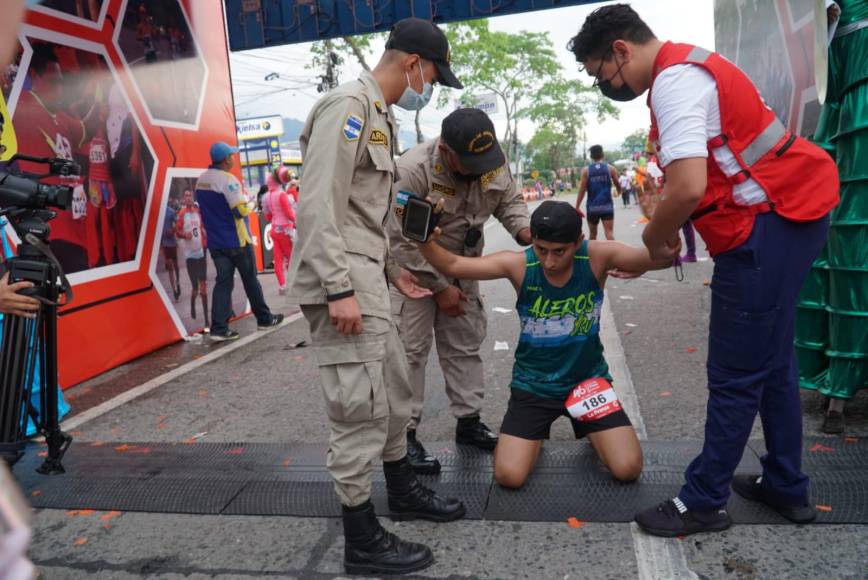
25;194;868;579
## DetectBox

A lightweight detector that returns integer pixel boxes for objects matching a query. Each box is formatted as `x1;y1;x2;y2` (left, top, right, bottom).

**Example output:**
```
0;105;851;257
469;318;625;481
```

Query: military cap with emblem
441;108;505;174
385;18;463;89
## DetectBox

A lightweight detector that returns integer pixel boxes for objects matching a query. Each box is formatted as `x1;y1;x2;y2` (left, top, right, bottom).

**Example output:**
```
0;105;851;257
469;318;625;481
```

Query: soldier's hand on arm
329;295;363;336
434;285;468;317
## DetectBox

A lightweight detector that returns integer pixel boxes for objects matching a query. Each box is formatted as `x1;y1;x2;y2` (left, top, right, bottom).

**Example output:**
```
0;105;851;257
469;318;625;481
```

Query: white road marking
600;294;699;580
62;312;304;430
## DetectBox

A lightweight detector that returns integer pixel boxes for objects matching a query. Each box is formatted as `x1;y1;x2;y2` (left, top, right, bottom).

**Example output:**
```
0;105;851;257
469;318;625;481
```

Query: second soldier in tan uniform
287;18;465;576
388;108;531;473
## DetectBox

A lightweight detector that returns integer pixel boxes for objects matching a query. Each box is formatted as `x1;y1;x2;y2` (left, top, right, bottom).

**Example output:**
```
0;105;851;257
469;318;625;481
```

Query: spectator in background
619;170;632;207
196;141;283;341
263;167;296;295
176;189;209;329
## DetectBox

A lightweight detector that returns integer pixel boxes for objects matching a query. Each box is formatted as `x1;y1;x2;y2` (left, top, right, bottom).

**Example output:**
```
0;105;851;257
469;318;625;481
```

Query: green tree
526;126;577;173
620;128;648;158
440;20;561;160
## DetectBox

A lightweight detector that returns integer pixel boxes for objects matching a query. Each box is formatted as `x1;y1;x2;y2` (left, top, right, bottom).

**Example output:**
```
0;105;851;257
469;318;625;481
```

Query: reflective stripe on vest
741;117;787;166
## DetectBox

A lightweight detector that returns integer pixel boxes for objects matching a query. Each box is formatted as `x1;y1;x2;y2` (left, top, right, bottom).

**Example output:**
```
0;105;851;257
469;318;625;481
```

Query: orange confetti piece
197;390;209;397
816;504;832;512
110;427;121;434
156;415;169;422
844;437;858;444
114;444;132;452
73;537;88;546
182;438;198;444
702;280;711;286
90;440;105;447
66;509;95;517
37;451;48;457
810;443;834;453
567;517;585;529
660;391;672;397
224;447;245;455
282;457;292;468
158;424;167;430
100;511;122;523
686;347;698;353
31;490;42;497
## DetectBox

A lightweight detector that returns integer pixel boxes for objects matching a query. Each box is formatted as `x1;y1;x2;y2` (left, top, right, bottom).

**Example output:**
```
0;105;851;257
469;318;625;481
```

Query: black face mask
595;53;639;102
455;171;482;182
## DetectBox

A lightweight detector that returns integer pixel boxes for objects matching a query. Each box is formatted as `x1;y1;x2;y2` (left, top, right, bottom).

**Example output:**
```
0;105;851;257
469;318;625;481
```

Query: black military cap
386;18;463;89
441;108;505;174
531;201;583;243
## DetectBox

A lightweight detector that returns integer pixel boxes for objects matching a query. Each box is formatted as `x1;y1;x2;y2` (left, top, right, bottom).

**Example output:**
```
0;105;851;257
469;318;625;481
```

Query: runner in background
576;144;622;240
161;201;181;301
262;167;295;295
176;189;209;329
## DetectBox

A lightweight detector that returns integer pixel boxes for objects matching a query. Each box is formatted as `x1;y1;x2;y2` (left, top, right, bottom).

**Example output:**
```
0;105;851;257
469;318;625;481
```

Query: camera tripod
0;157;76;473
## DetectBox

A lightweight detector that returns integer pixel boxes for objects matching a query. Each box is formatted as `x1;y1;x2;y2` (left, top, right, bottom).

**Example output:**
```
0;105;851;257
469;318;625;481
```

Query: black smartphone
402;195;436;242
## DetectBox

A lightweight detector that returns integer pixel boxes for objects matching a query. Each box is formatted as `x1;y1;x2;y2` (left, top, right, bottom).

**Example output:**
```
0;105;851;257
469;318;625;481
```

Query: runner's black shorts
187;256;208;287
587;211;614;225
500;387;632;440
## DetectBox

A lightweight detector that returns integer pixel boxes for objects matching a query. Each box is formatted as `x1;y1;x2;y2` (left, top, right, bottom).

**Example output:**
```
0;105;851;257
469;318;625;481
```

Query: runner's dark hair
567;4;656;63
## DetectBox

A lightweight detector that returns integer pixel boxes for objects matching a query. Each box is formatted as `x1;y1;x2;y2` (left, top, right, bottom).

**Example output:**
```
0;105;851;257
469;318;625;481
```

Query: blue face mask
396;62;433;111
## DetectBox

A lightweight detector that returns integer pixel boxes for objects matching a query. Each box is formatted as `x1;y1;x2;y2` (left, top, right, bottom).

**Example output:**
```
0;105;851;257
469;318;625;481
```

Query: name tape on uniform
565;377;622;422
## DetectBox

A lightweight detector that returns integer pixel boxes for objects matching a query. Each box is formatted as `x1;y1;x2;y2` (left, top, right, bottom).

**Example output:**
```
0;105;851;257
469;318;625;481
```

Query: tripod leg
36;271;72;475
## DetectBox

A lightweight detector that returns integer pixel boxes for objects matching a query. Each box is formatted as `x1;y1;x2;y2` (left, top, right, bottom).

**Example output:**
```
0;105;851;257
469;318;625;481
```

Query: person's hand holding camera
0;273;39;319
435;284;467;317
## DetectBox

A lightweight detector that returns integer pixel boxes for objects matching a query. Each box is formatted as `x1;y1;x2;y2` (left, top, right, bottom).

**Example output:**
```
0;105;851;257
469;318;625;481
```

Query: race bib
565;377;621;422
71;184;87;220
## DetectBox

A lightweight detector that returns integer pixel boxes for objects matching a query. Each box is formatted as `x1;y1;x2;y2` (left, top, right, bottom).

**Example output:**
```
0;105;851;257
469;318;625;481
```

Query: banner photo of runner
714;0;823;137
156;173;250;337
7;36;154;276
0;0;243;387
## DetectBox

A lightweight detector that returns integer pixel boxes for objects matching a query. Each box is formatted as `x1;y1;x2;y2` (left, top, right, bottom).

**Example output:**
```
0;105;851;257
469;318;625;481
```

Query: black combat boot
341;500;433;575
406;430;441;475
455;415;498;450
384;457;466;522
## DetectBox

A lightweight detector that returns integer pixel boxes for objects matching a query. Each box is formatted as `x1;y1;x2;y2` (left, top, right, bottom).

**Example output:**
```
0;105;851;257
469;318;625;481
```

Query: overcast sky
229;0;715;151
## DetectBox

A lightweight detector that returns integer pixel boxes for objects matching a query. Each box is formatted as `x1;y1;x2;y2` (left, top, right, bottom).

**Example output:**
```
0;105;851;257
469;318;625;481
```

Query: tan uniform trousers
391;283;487;429
302;305;413;507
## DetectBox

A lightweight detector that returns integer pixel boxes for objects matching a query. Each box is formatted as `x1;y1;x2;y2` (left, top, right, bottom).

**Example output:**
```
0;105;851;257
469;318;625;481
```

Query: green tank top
511;241;610;399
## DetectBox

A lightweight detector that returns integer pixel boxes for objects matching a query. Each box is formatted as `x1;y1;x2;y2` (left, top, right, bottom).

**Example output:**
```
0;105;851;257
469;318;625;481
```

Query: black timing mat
11;438;868;524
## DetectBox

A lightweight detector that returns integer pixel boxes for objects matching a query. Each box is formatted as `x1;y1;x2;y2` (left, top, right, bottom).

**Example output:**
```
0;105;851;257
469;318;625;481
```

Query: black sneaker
455;416;498;450
210;330;240;342
257;313;284;329
822;411;845;434
406;431;441;475
635;498;732;537
731;474;817;524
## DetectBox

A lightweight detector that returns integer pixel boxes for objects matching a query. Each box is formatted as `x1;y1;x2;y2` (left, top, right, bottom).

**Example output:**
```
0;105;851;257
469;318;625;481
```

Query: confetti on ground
90;441;104;447
157;424;167;430
73;537;88;546
282;457;293;468
197;390;209;397
625;323;638;328
686;347;698;353
164;363;179;369
809;443;835;453
66;510;95;517
31;490;42;497
816;505;832;512
844;437;859;443
494;341;510;351
624;330;632;336
224;447;245;455
37;451;47;457
100;511;122;524
703;280;711;286
567;517;585;529
660;391;672;397
492;307;513;314
697;257;709;262
619;295;635;300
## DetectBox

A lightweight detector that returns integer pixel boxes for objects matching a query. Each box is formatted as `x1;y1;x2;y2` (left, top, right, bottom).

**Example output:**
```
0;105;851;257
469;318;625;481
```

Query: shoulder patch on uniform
343;114;364;141
369;129;388;147
431;182;455;197
480;166;504;188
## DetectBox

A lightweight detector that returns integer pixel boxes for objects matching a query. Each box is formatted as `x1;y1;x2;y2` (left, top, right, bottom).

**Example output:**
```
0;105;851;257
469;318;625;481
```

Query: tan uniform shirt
288;71;401;320
387;138;530;294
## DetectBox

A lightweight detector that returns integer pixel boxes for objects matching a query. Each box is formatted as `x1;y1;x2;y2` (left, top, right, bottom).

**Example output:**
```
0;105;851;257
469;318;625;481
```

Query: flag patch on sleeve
343;114;364;141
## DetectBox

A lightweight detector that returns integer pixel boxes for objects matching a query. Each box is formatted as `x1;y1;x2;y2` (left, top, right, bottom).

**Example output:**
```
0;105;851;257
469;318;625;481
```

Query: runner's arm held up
418;234;526;290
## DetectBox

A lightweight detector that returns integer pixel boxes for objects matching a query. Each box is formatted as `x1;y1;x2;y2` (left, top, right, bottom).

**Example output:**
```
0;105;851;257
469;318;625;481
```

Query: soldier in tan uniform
287;18;465;577
388;109;531;473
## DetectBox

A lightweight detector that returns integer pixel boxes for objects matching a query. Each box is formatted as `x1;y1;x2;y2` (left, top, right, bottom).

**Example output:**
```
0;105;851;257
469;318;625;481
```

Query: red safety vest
648;42;839;256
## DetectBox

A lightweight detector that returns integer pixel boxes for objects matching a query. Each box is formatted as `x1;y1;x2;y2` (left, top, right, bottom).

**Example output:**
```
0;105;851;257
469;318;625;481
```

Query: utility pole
317;39;339;93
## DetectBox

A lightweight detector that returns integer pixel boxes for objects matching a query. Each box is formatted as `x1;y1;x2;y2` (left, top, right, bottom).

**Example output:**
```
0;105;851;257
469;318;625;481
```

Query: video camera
0;154;77;212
